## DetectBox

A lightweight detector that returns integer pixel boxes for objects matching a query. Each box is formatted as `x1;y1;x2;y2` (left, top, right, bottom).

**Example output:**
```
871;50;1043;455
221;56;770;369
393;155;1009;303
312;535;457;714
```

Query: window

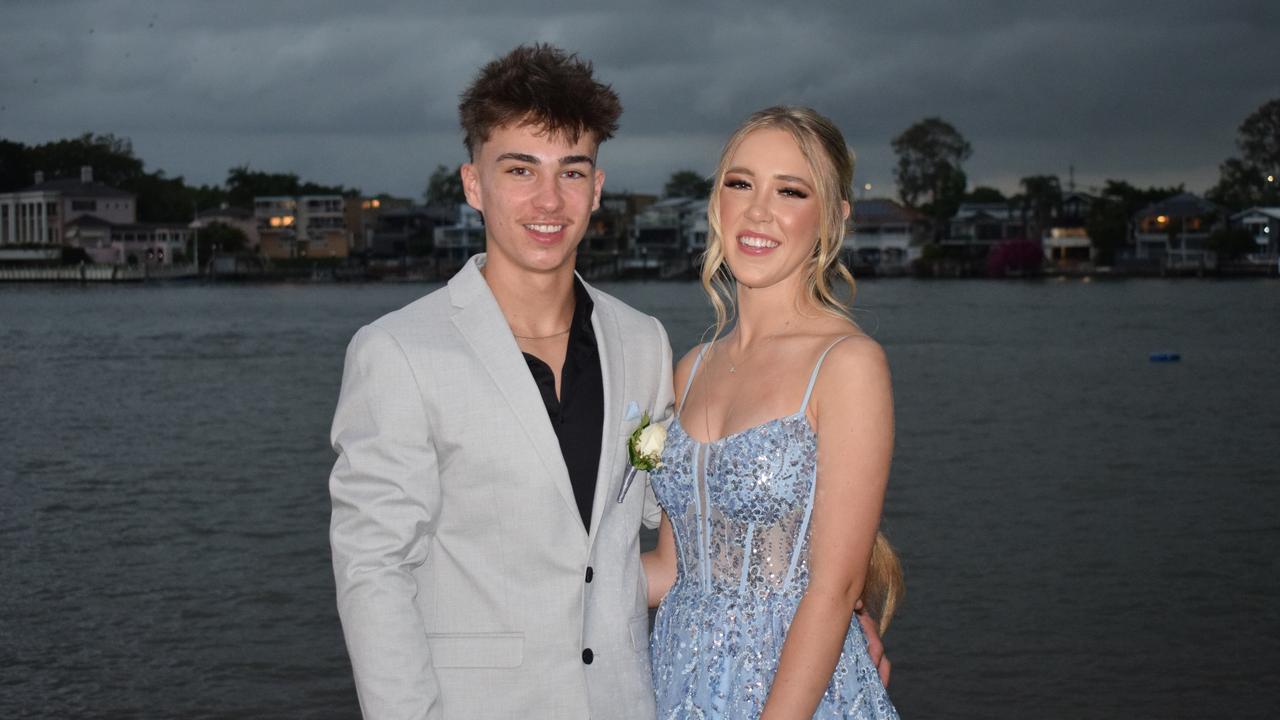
72;200;97;212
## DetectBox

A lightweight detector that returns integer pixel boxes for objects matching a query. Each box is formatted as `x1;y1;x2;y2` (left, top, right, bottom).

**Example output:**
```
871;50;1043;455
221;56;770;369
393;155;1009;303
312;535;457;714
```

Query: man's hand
855;602;891;687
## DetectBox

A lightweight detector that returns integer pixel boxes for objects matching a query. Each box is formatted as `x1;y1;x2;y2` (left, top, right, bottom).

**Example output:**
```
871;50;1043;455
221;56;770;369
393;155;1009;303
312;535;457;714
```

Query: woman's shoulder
814;328;889;387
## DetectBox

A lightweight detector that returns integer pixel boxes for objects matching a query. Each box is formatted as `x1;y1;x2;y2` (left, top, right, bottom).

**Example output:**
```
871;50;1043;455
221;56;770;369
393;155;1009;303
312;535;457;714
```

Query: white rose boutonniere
616;412;666;503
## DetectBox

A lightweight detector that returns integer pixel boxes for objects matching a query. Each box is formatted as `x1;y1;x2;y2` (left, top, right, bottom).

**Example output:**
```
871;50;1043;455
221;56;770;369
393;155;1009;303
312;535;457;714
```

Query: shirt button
585;566;594;583
582;648;594;664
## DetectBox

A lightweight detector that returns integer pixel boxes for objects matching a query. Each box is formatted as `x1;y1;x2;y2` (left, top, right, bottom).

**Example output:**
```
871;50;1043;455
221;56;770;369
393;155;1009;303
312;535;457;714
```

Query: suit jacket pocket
628;615;650;652
426;632;524;668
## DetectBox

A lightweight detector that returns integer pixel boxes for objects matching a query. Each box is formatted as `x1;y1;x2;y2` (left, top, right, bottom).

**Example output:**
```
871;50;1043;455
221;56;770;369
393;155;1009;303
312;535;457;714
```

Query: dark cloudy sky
3;0;1277;200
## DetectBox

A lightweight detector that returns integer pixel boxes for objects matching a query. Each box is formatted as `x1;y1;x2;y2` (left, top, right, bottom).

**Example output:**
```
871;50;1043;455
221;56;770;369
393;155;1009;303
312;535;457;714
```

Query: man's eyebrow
560;154;595;167
495;152;540;164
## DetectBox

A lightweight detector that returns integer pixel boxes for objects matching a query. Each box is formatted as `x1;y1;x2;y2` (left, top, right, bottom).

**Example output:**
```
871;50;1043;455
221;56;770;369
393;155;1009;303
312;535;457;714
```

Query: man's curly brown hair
458;44;622;159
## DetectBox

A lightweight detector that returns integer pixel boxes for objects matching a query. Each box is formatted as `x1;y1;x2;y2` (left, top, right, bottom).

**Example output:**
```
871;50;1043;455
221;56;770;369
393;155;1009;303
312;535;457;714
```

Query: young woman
643;106;902;719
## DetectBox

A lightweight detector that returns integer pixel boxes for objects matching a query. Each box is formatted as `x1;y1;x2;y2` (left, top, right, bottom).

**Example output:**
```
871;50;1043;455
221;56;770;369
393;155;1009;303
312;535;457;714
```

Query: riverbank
2;257;1276;283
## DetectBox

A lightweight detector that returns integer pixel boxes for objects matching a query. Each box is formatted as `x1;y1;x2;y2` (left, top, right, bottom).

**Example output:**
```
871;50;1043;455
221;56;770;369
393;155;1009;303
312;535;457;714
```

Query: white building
632;197;706;255
845;198;928;270
64;216;191;266
0;167;135;246
1230;206;1280;263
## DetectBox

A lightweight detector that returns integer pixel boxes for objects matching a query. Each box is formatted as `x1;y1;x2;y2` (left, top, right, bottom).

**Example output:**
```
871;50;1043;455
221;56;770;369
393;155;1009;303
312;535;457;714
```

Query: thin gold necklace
513;327;571;340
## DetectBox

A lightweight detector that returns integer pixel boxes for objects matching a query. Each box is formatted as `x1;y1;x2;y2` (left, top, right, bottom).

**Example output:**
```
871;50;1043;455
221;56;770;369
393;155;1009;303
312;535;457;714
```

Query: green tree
0;139;34;192
663;170;712;199
1017;174;1063;240
225;165;346;208
27;132;145;188
1085;180;1185;264
425;164;465;205
963;186;1006;203
1205;227;1256;261
892;117;972;239
195;221;249;265
1208;98;1280;210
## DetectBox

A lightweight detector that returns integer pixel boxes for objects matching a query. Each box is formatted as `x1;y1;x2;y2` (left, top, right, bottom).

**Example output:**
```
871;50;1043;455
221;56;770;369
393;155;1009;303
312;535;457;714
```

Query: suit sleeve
329;324;443;720
642;316;676;530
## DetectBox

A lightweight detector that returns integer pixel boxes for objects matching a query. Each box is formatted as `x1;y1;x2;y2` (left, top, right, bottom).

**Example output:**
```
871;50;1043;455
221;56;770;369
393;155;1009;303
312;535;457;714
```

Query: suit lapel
586;284;625;542
448;257;582;534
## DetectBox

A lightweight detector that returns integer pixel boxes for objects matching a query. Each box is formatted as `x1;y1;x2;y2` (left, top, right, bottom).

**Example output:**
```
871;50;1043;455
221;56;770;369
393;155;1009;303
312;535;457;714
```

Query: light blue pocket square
624;401;641;421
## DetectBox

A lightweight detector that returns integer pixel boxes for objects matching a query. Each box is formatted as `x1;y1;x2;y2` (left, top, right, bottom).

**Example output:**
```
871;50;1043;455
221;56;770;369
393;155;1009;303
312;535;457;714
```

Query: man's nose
532;175;565;213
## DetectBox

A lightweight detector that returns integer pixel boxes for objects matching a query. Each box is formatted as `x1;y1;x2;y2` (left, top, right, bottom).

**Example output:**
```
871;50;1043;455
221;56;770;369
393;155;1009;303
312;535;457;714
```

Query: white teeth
738;235;778;248
526;224;563;233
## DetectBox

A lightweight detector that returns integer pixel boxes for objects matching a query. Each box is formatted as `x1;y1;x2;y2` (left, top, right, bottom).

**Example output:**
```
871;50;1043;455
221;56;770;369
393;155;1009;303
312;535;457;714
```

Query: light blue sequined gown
648;339;898;719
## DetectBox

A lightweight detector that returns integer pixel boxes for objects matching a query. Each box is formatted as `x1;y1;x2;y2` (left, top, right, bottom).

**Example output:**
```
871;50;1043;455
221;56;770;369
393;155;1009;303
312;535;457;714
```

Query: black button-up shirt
522;278;603;531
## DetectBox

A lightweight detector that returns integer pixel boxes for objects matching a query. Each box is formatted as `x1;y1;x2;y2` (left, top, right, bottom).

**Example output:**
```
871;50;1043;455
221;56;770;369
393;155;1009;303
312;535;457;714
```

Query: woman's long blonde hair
700;106;903;634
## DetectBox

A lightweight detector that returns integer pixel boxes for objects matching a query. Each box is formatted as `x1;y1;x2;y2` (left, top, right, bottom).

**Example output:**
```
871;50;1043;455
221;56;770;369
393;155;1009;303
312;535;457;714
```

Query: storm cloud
3;0;1276;199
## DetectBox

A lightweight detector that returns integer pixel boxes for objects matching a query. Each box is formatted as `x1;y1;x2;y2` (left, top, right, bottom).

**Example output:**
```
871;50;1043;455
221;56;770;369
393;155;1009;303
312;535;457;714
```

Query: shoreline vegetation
2;253;1275;284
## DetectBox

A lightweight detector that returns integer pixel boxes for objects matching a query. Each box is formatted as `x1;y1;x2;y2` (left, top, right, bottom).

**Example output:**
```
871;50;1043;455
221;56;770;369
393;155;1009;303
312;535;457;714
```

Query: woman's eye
724;179;751;190
780;187;808;199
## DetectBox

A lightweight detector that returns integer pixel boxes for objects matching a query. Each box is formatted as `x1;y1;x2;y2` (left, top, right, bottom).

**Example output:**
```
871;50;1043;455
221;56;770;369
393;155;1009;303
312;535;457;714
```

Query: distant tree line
0;133;351;223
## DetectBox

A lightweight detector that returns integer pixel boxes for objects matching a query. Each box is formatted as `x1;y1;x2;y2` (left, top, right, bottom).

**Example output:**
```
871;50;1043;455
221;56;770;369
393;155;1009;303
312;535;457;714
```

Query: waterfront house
65;216;191;266
255;194;351;260
433;204;485;262
349;195;415;254
1230;206;1280;263
944;202;1029;248
1043;190;1096;267
632;197;707;257
364;203;450;260
845;198;929;273
1131;192;1222;269
0;167;135;248
1;167;190;266
584;192;657;254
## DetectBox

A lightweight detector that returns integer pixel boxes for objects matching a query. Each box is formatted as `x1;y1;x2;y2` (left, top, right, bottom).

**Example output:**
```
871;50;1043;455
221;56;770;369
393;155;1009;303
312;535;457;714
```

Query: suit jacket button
585;566;594;583
582;648;594;664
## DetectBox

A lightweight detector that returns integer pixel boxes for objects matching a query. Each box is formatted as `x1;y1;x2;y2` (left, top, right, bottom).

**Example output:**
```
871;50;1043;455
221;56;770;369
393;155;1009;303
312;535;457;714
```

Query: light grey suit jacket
330;255;673;720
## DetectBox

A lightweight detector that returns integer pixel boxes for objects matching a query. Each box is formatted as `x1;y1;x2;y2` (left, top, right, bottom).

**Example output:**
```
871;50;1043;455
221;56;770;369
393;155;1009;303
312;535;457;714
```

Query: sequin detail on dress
648;339;898;719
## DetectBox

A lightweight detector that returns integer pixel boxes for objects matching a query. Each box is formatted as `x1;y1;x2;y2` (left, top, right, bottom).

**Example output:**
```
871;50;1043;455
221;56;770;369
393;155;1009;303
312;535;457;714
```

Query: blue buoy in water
1149;352;1181;363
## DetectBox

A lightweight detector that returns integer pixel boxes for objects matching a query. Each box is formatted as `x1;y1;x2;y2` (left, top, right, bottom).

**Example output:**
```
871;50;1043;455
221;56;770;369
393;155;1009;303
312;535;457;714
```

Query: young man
329;45;672;719
329;44;886;720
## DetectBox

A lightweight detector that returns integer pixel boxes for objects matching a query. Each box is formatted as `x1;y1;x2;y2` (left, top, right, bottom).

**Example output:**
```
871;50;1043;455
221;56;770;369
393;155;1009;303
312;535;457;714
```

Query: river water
2;278;1278;718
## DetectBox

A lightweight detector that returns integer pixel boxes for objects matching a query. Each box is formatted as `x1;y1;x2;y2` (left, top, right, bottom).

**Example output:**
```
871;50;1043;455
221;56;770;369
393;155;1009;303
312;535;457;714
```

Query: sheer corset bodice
654;410;818;602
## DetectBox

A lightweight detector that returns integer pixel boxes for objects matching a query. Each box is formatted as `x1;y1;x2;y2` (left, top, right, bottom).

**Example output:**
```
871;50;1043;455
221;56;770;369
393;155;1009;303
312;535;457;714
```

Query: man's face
461;121;604;277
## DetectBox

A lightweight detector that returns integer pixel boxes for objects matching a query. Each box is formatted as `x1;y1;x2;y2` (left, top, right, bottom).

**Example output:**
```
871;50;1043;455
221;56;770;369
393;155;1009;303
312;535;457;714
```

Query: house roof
197;206;253;220
1230;206;1280;220
953;202;1019;222
65;214;116;227
66;215;190;232
853;198;922;225
20;177;133;198
1134;192;1220;220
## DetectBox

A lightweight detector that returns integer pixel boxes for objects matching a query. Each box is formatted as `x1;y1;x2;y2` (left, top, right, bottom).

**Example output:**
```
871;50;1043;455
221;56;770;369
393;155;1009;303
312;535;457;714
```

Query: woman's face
717;127;824;293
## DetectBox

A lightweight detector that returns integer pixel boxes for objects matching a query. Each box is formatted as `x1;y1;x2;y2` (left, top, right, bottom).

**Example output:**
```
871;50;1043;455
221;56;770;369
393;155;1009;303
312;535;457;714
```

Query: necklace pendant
729;365;736;373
